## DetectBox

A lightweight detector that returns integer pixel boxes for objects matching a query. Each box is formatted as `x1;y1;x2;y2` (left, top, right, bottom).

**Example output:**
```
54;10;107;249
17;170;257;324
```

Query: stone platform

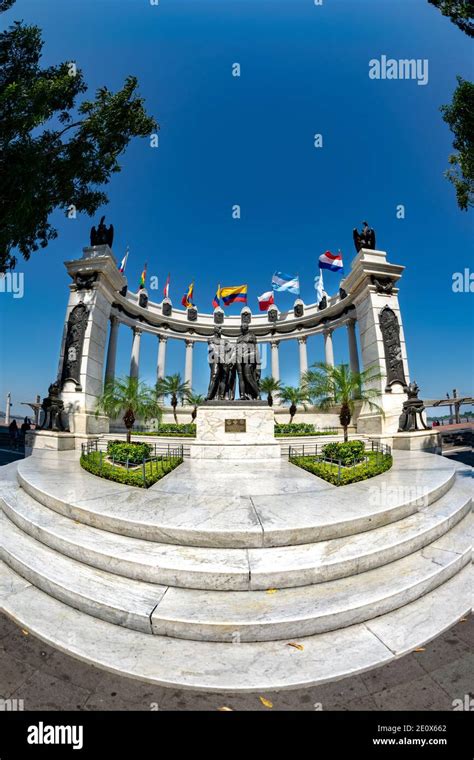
0;450;471;691
189;403;280;460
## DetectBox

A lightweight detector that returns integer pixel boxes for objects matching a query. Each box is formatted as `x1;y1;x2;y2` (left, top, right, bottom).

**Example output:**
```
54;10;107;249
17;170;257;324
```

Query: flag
163;272;170;299
181;281;194;309
319;250;344;273
257;290;274;311
220;285;248;307
314;270;324;303
212;284;221;309
272;272;300;294
119;247;129;274
139;262;147;288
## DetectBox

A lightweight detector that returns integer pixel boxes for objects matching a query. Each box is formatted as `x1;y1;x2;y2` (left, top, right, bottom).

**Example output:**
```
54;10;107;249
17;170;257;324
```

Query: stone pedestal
25;430;76;456
369;430;442;454
189;404;280;460
25;430;101;456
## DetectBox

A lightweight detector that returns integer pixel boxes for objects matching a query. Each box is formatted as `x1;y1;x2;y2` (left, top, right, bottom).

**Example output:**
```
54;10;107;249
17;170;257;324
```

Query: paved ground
0;612;471;711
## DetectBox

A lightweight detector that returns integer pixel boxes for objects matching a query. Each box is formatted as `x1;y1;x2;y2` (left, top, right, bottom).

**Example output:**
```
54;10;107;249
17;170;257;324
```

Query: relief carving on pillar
267;305;278;322
371;275;394;295
73;272;98;290
379;306;408;392
60;302;89;389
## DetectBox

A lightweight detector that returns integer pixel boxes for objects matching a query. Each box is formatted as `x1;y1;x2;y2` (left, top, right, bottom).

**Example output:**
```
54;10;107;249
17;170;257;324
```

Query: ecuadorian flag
212;284;221;309
181;281;195;309
220;284;248;307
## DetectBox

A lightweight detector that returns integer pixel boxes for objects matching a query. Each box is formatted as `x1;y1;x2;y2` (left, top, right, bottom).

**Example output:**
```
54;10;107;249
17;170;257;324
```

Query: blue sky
0;0;473;415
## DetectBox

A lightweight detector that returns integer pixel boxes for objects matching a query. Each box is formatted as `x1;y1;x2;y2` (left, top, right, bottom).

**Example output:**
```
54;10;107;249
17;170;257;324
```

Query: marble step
16;453;457;547
1;560;470;692
1;473;471;591
1;506;470;641
0;512;164;633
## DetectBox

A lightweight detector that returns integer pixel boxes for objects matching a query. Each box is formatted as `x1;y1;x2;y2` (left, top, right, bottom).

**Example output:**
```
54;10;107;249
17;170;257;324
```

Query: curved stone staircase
0;449;471;692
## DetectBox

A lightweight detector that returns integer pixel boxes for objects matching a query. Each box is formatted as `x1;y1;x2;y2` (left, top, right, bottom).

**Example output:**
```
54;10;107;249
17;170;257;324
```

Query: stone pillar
343;248;410;435
270;340;280;381
5;392;11;426
35;394;41;426
104;316;120;384
324;329;335;367
347;319;360;375
130;327;142;379
59;246;127;435
184;339;194;390
298;336;308;380
157;335;168;381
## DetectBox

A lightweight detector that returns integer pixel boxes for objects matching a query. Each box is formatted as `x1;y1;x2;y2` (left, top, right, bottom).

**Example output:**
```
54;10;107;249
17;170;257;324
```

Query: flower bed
80;450;182;488
290;450;392;486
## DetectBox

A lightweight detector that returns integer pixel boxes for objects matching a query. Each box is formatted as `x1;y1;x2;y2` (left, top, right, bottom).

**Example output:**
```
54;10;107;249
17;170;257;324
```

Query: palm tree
303;362;384;442
95;376;161;443
156;373;190;424
185;391;205;422
260;376;282;407
279;385;309;424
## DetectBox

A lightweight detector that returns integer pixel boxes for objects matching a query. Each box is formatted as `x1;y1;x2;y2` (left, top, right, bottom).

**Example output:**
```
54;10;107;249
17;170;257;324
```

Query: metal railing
81;438;184;485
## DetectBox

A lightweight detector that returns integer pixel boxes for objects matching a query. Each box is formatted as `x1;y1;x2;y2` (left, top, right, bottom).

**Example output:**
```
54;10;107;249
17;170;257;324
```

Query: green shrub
275;423;338;437
141;423;196;437
107;440;152;464
290;451;392;486
80;451;181;488
321;440;365;465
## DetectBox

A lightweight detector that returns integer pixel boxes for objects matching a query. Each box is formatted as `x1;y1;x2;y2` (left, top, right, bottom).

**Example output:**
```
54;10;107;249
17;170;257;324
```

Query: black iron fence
288;439;392;482
81;438;184;485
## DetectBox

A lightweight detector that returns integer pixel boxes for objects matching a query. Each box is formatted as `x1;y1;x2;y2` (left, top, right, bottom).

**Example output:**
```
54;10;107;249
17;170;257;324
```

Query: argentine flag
272;271;300;295
319;251;344;273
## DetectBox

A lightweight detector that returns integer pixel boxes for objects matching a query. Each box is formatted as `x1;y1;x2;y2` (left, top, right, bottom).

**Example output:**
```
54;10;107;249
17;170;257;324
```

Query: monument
192;323;279;459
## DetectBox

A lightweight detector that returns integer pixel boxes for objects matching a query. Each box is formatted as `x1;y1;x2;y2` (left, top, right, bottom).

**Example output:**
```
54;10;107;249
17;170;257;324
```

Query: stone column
347;319;360;375
104;316;120;384
59;246;127;435
5;392;11;426
344;248;410;435
270;340;280;381
130;327;142;379
157;335;168;381
298;336;308;380
324;328;335;367
184;339;194;390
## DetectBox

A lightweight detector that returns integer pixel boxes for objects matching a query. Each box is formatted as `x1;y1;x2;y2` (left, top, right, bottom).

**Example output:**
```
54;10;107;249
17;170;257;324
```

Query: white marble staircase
0;451;472;692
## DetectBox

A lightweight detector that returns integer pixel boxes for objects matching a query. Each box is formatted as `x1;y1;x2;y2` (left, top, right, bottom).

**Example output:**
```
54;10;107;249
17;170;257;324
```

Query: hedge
141;423;196;437
107;440;152;464
274;423;338;437
290;451;393;486
80;451;182;488
321;440;365;465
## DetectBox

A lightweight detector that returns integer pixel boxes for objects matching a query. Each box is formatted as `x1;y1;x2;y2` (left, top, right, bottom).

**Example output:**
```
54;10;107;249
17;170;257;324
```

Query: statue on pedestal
39;382;67;431
206;327;233;401
398;381;431;432
235;324;261;400
90;216;114;247
353;221;376;253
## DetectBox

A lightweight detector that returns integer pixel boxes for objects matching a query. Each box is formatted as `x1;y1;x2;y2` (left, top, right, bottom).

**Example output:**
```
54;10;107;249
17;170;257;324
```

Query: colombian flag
139;262;147;288
181;281;195;309
220;284;248;307
212;284;221;309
